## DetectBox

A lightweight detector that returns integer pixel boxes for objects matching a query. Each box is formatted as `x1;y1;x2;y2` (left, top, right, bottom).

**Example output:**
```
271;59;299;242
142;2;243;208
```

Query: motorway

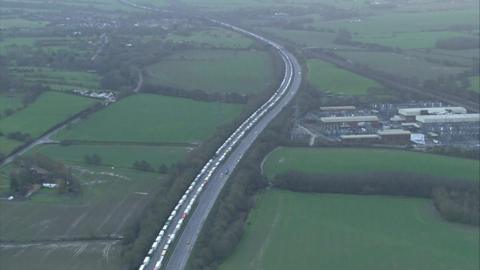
139;19;302;270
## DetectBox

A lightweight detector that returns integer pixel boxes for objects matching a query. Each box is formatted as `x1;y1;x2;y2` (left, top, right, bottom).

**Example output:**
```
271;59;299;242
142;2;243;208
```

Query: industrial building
416;114;480;124
398;107;467;117
319;106;356;111
320;115;379;123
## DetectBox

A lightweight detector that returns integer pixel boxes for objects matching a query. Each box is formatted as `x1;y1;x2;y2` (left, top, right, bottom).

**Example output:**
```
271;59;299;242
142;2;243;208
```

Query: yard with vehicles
56;94;243;144
144;49;275;94
220;191;479;270
263;147;479;181
306;59;381;95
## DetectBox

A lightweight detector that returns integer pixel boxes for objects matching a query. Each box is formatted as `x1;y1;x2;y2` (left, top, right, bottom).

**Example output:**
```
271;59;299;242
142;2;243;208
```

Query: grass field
33;144;190;169
263;147;479;181
165;28;254;49
0;137;22;157
0;240;122;270
0;91;95;139
0;94;22;112
338;51;468;80
258;27;341;48
145;49;275;94
308;9;479;36
56;94;243;144
307;59;380;95
0;18;48;29
0;165;167;241
11;67;101;91
220;191;479;270
356;31;473;49
469;76;480;93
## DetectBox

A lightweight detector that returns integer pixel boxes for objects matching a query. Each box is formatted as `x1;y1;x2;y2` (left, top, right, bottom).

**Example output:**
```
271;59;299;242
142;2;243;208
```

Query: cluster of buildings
293;103;480;148
73;89;116;104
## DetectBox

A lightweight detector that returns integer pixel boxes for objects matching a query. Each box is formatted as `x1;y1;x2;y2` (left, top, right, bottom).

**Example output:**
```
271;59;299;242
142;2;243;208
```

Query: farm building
416;114;480;124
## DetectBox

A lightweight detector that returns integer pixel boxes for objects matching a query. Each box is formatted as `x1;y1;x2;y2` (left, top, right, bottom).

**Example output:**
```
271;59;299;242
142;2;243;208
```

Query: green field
11;67;101;91
0;92;95;153
145;49;275;94
308;9;479;36
469;76;480;93
0;94;22;112
356;31;473;49
307;59;380;95
0;164;166;270
263;147;479;181
0;18;47;29
220;191;479;270
57;94;243;144
165;28;254;49
0;165;167;241
0;241;121;270
33;144;190;169
338;51;469;80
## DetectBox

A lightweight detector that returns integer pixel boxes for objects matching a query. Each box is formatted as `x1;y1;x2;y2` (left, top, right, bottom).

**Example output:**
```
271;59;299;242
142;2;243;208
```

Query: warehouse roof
340;134;380;140
416;113;480;123
377;129;411;136
319;106;356;111
398;107;467;116
320;115;379;123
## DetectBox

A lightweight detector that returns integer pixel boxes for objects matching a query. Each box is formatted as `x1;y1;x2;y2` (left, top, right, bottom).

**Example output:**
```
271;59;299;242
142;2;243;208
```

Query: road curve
139;21;302;270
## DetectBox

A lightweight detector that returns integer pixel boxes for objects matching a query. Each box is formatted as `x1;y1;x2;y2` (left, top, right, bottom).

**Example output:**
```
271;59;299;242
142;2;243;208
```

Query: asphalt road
141;21;302;270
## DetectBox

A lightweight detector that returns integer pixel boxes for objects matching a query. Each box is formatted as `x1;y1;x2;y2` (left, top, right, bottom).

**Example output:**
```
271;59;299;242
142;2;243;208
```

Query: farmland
0;91;95;138
337;51;470;80
11;67;102;91
263;147;479;181
0;165;166;269
165;28;254;49
307;59;380;95
0;92;96;154
33;144;190;169
0;166;167;241
0;18;48;29
220;191;479;270
469;76;480;93
144;50;275;94
0;94;22;112
56;94;243;144
0;241;122;270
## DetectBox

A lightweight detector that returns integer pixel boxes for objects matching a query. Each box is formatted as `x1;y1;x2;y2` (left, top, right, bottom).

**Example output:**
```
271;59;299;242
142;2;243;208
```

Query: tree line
9;153;81;196
187;108;295;270
273;170;479;226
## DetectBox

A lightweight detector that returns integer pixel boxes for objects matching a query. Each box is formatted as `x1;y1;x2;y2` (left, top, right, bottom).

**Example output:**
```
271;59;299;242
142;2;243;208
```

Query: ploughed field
220;191;480;270
263;147;479;181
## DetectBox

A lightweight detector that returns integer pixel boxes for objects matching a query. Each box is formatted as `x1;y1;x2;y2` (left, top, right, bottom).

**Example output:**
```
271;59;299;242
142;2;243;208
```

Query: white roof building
398;107;467;116
416;114;480;123
320;115;379;123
